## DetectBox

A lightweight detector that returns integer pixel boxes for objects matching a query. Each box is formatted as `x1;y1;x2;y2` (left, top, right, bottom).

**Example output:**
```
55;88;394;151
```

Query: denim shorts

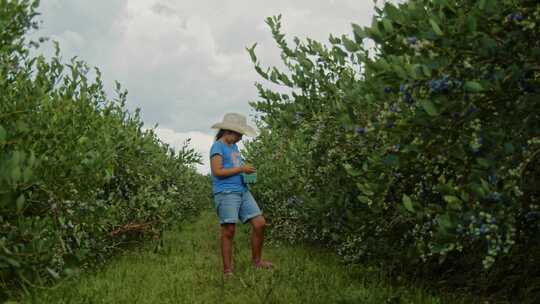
213;190;262;224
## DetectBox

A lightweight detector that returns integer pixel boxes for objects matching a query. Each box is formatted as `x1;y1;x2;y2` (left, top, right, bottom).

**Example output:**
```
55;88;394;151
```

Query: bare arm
211;155;256;178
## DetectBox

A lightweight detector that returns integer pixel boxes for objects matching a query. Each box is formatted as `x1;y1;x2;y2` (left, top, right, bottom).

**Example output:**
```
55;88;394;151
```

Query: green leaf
357;195;371;204
47;267;61;279
342;36;359;52
438;213;453;229
404;64;418;79
433;0;448;6
368;22;382;40
443;195;462;210
420;100;438;116
351;23;367;43
467;15;477;32
430;19;443;36
479;0;487;10
382;19;394;34
383;154;399;167
504;143;514;154
16;195;25;212
5;257;20;267
0;125;6;143
464;81;484;92
476;158;491;168
343;163;361;177
471;183;487;198
12;150;22;164
403;194;414;212
384;5;401;21
22;167;32;183
254;65;269;79
11;166;21;182
480;0;497;12
28;151;36;167
357;183;374;196
421;65;432;77
16;120;30;133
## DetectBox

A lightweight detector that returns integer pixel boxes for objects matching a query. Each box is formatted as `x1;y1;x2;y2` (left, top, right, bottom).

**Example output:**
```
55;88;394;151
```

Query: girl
209;113;273;278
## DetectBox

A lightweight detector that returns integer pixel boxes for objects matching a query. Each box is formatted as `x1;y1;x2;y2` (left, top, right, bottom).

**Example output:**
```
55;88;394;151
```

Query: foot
253;260;273;269
223;268;233;279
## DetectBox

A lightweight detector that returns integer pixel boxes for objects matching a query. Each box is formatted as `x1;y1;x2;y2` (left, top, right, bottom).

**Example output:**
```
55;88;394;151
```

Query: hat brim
211;122;257;137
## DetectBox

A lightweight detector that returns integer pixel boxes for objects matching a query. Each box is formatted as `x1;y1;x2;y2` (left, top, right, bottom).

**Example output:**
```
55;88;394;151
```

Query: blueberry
355;127;366;135
478;136;484;146
519;81;535;93
480;224;487;234
526;211;540;222
487;192;502;202
384;87;393;94
404;92;414;104
407;36;418;45
294;112;304;124
465;106;478;116
287;196;301;208
488;174;497;185
507;13;525;22
514;13;525;21
429;76;450;93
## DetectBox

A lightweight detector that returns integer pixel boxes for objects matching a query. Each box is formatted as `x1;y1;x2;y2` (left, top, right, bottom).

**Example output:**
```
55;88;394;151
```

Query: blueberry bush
0;1;210;298
245;0;540;300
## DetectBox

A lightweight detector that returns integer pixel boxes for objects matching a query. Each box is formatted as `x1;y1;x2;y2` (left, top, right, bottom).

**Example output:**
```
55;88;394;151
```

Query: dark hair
215;129;242;141
215;129;227;141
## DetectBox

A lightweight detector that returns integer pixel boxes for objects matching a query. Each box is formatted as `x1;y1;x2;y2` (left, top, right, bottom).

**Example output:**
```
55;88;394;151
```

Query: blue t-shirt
210;140;247;194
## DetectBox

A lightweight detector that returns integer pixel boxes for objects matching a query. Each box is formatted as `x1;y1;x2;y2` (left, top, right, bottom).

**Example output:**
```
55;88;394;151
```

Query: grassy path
25;211;469;304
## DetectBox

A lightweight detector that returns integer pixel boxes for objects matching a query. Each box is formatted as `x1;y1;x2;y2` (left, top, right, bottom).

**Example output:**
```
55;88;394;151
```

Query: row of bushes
0;1;211;299
245;0;539;301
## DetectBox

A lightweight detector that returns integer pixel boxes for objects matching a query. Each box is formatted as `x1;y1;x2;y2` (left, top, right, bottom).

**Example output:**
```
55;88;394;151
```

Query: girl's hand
241;164;256;174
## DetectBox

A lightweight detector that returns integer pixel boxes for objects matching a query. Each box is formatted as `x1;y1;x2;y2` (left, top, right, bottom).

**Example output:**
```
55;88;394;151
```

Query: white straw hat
211;113;257;137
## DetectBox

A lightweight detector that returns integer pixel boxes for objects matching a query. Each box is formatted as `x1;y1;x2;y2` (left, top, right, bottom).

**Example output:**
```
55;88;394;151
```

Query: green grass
21;211;472;304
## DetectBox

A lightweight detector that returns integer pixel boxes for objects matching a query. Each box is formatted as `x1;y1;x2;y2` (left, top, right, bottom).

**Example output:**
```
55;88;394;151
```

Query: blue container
241;172;257;184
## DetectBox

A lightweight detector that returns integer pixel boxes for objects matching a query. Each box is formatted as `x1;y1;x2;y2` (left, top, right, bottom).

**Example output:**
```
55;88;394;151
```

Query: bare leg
249;215;272;267
220;223;235;273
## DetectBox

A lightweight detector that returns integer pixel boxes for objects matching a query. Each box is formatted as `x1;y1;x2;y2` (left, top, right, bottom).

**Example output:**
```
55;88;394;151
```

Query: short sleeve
210;142;223;159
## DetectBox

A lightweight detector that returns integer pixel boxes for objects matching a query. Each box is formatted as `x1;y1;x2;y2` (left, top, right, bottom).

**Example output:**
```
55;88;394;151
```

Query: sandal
253;260;274;269
223;269;233;278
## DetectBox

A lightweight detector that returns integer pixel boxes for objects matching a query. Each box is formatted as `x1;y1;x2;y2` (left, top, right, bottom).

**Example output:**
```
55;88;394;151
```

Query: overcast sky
30;0;386;174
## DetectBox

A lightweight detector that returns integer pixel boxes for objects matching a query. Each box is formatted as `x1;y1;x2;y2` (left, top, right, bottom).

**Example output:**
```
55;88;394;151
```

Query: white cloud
30;0;383;175
152;126;253;175
50;30;86;53
152;127;215;175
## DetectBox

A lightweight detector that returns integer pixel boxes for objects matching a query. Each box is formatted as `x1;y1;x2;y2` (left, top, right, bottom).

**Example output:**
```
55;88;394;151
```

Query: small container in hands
239;158;256;184
241;172;257;184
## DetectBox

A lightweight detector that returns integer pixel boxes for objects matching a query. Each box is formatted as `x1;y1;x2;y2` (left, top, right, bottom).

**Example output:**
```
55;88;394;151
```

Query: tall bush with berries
245;0;539;299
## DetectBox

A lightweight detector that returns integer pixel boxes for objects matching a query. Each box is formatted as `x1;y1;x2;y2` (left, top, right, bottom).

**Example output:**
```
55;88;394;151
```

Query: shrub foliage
246;0;540;300
0;0;210;297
